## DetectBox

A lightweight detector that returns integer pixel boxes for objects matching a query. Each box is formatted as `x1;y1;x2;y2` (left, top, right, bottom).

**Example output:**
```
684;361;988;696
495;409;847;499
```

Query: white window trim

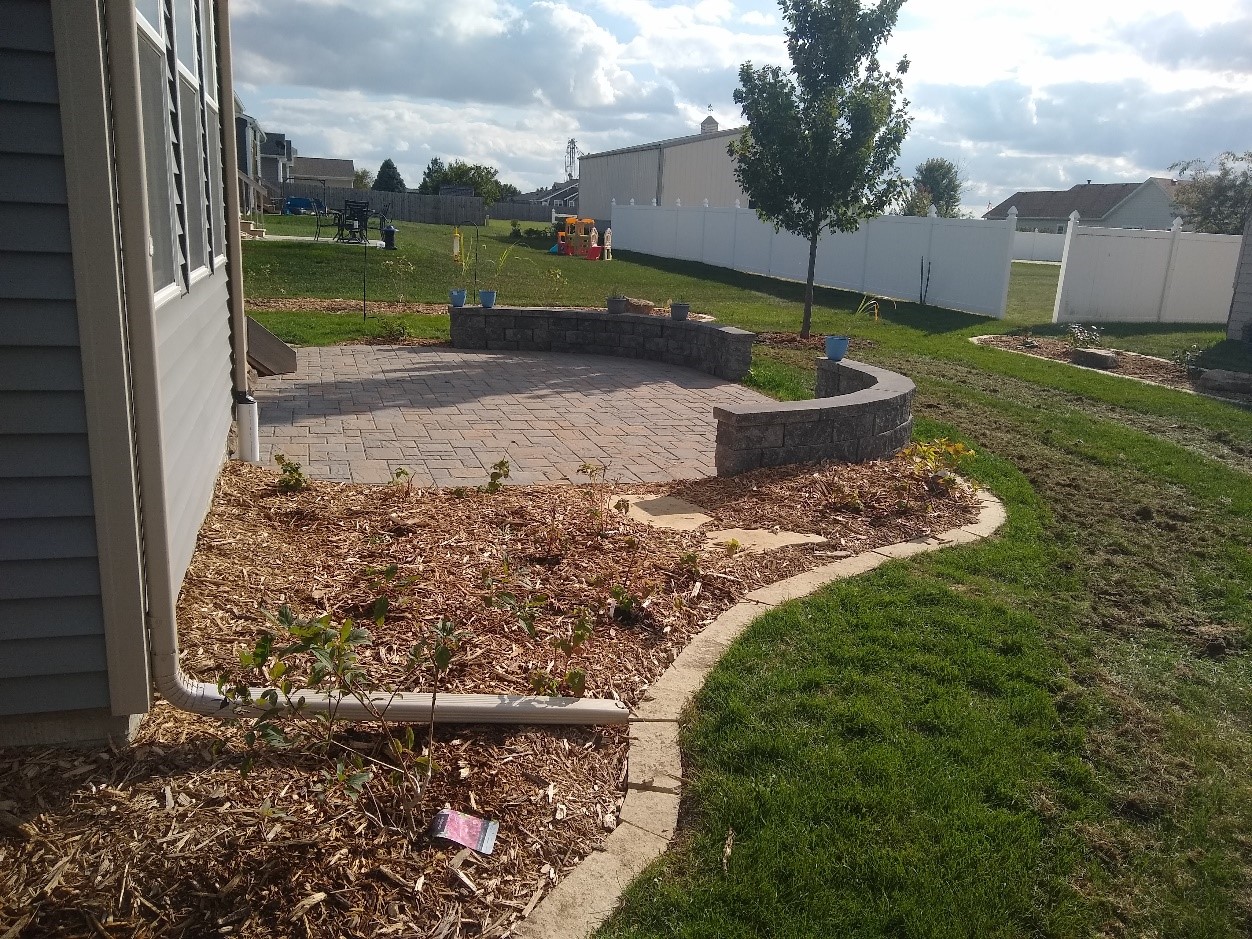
153;280;182;310
136;10;162;46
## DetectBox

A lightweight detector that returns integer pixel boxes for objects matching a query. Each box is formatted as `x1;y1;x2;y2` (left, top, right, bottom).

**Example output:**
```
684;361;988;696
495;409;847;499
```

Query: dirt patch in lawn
974;334;1214;395
2;459;976;938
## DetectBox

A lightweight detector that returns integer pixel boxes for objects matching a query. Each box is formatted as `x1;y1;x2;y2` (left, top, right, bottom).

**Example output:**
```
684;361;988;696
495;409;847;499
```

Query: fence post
1052;210;1079;323
1155;217;1184;323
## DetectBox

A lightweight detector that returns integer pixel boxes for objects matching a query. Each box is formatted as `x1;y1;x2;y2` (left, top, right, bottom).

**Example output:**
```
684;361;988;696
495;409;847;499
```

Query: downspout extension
105;0;628;730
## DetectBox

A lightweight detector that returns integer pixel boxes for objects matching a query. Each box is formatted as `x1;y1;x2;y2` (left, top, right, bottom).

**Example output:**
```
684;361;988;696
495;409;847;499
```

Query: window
134;0;221;297
136;36;178;291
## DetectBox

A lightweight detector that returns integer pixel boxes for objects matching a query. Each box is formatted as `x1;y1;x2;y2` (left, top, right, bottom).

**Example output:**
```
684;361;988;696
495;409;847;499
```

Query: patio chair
336;200;373;243
314;205;341;242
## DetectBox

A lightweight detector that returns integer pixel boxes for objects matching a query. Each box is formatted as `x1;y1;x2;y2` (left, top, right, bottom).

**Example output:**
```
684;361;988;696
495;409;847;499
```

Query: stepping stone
620;495;714;531
1072;347;1119;369
707;527;827;554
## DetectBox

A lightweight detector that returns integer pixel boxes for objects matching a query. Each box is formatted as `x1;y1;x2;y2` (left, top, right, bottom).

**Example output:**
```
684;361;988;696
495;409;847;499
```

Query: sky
229;0;1252;214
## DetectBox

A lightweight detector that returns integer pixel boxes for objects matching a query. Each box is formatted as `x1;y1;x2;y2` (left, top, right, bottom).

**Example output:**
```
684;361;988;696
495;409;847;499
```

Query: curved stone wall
449;307;754;381
714;358;914;475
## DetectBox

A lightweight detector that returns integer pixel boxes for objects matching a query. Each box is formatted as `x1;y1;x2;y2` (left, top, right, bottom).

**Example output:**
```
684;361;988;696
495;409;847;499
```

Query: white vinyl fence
610;204;1017;318
1013;230;1065;263
1053;215;1242;324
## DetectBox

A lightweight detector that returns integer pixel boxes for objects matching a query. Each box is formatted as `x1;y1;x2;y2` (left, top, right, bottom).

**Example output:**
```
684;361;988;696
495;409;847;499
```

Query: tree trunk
801;230;819;339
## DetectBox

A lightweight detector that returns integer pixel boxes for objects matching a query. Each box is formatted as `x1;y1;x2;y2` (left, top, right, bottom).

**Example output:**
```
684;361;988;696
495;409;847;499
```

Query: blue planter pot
449;288;467;307
479;289;497;309
824;335;850;361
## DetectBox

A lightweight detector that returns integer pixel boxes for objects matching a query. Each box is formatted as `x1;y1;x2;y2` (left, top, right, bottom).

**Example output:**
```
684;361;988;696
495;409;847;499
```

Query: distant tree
1171;151;1252;234
352;167;374;190
415;157;511;204
729;0;911;338
909;157;963;217
416;157;447;195
499;182;522;200
372;159;406;192
901;181;933;216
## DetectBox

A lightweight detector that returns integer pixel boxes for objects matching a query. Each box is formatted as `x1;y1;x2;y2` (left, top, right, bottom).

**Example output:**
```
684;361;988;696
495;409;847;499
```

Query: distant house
512;180;580;209
2;0;250;745
259;130;296;194
984;178;1181;232
234;97;265;213
292;156;356;189
579;117;747;222
1231;222;1252;343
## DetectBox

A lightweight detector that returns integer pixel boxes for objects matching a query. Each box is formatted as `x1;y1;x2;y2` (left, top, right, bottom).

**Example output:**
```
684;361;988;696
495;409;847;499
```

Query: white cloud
231;0;1252;202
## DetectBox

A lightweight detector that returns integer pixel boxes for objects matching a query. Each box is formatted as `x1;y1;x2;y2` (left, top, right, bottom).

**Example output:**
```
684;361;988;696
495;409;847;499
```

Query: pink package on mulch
431;809;499;855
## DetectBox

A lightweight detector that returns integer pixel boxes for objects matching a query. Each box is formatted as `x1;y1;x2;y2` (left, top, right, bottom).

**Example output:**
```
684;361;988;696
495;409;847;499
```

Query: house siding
153;273;234;595
1103;185;1177;230
657;134;747;211
1230;228;1252;342
579;147;660;222
0;0;111;716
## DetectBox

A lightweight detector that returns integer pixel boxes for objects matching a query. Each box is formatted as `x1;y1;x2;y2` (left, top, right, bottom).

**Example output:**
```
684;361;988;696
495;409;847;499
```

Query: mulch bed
1;458;977;938
974;334;1200;392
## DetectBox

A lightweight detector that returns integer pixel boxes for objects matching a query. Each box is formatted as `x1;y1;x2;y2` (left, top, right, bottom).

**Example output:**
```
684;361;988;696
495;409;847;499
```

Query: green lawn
242;220;1252;937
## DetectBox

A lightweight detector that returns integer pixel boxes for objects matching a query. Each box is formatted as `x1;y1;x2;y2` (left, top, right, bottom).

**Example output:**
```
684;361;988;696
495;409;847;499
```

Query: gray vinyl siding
1230;229;1252;342
153;272;234;598
0;0;110;715
1103;185;1177;231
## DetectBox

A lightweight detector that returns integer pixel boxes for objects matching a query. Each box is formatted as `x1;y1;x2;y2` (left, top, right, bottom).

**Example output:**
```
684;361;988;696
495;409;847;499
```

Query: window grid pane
137;37;177;291
179;78;208;273
206;105;225;261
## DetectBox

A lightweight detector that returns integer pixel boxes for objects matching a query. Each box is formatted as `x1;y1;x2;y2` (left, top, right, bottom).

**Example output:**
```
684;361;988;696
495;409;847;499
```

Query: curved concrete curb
516;489;1008;939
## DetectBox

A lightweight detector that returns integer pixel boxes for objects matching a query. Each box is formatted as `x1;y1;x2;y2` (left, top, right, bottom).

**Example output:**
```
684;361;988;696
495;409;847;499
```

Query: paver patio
253;345;774;486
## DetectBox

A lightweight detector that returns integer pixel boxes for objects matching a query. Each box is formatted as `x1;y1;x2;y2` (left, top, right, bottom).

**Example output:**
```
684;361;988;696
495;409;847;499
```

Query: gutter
102;1;628;728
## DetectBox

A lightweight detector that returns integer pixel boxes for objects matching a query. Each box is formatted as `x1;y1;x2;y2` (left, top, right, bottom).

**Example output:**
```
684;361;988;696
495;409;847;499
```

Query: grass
241;219;1252;936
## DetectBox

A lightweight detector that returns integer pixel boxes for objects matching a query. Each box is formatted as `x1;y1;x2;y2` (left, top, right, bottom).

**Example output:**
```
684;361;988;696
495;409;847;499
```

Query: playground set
552;216;610;261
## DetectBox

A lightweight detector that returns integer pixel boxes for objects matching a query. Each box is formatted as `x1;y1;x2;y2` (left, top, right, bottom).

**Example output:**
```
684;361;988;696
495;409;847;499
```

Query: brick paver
253;346;775;486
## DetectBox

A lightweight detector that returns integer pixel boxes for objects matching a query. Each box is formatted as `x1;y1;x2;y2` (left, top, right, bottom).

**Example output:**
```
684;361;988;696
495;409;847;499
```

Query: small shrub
376;318;411;342
901;438;975;492
483;458;511;493
1171;343;1204;374
274;453;309;493
1065;323;1102;349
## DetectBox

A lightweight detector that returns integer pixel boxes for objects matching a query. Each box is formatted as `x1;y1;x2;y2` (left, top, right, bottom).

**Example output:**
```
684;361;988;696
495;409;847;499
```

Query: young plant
853;293;895;323
1065;323;1102;349
483;458;511;494
390;466;414;497
901;438;975;493
273;453;309;493
528;610;594;697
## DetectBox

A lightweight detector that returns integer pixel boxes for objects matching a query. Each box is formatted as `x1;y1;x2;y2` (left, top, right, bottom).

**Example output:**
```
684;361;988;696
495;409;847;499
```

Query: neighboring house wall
580;129;747;223
0;0;115;727
1015;218;1070;234
1230;226;1252;342
1103;183;1177;230
579;147;660;221
657;133;747;211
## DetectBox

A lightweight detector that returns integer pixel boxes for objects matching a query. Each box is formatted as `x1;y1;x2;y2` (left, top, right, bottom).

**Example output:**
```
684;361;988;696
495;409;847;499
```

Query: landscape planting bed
1;459;977;937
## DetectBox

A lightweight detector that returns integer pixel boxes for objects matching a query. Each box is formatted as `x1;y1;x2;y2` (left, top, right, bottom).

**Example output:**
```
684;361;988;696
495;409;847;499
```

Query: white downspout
102;1;628;727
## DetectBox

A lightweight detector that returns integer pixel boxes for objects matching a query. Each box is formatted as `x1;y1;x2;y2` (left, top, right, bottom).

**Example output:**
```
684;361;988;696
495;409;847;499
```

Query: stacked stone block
714;358;914;475
449;307;754;381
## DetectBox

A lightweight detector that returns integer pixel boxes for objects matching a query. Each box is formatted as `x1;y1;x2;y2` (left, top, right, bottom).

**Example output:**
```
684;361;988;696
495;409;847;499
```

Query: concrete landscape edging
516;489;1008;939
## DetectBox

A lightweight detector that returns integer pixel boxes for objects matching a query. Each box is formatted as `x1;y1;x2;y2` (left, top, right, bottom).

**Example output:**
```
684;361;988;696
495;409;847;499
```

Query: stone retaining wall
715;358;914;475
449;307;754;381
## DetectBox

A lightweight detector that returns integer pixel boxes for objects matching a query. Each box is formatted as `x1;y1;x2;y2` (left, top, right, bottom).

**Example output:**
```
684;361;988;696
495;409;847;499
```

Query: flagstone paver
253;345;774;486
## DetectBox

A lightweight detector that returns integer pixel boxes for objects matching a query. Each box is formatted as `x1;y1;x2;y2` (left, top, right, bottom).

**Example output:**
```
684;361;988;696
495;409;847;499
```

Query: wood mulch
973;334;1200;392
1;457;977;938
755;333;878;355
